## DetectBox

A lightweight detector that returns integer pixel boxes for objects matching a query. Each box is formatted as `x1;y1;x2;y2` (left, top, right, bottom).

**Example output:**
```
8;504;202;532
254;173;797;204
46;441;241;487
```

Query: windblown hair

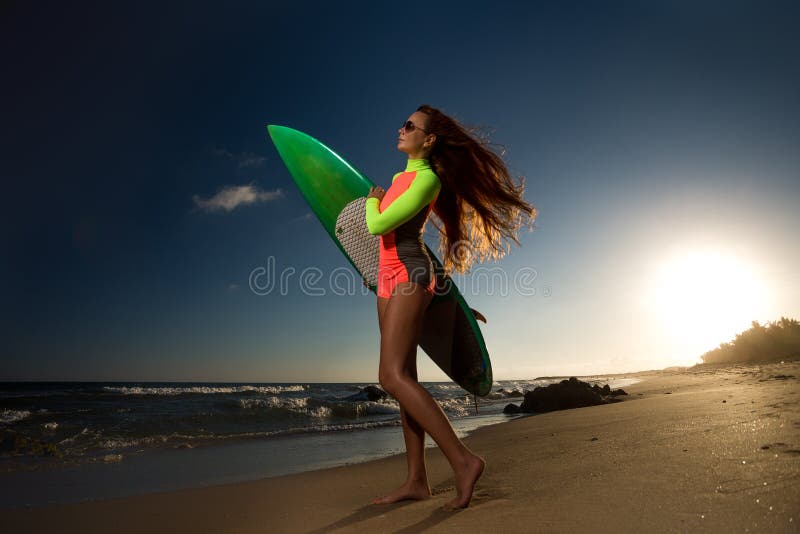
417;104;536;274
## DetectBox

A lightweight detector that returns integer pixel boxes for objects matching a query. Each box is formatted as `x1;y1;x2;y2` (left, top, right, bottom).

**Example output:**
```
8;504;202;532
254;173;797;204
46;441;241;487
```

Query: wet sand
2;361;799;533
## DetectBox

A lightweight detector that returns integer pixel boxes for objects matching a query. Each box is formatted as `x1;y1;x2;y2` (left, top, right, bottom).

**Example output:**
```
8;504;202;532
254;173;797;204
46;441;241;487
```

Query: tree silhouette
701;316;800;364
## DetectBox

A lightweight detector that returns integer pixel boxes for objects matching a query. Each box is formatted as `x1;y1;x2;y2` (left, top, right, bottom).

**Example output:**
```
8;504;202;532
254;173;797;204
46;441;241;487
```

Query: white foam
103;385;306;396
239;396;310;411
605;378;641;389
364;401;400;415
312;420;402;433
307;406;332;418
428;383;463;391
100;432;208;449
0;409;31;424
437;397;470;417
58;427;94;445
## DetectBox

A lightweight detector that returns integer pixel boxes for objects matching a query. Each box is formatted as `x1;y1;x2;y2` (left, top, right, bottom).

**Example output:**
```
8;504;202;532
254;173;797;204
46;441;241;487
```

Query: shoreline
2;362;798;532
0;411;518;509
0;376;638;509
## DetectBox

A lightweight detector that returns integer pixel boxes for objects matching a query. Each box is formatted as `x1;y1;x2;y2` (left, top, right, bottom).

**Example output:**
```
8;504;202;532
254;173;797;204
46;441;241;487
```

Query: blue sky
2;1;798;382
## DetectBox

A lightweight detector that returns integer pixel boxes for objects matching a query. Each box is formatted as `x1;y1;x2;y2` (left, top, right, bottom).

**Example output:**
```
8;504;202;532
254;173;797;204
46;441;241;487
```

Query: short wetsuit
365;159;441;299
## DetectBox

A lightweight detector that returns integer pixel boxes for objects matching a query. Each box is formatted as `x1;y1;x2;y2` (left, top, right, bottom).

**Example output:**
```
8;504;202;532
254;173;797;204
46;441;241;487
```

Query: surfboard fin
470;308;487;323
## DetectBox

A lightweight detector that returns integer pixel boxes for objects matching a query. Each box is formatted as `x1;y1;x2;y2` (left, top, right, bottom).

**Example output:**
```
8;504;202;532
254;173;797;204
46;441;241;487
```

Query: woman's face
397;111;433;157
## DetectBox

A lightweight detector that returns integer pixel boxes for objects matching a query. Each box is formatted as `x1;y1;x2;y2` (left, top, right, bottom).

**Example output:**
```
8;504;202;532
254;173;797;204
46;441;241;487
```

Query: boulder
343;385;387;402
504;377;630;414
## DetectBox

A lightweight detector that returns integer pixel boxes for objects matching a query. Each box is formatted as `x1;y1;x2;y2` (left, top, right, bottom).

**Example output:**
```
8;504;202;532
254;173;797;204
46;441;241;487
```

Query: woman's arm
365;171;440;235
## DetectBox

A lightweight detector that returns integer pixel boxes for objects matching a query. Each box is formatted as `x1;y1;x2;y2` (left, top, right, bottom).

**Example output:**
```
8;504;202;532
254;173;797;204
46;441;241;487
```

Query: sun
646;248;771;360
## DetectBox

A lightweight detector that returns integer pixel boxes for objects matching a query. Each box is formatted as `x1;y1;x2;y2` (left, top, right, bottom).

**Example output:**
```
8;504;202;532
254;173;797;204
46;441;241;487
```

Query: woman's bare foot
372;480;432;504
443;453;485;510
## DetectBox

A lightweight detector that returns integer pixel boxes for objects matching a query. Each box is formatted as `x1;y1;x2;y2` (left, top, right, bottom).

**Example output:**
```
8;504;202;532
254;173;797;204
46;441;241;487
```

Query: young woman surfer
365;104;536;509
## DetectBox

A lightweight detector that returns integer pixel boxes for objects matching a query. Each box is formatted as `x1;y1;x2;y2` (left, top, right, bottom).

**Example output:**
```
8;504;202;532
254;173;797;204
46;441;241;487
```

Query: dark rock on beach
343;385;387;402
505;377;629;414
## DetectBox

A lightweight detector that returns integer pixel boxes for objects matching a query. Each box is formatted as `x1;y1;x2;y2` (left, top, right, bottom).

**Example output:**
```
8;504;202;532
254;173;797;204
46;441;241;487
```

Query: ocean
0;377;638;508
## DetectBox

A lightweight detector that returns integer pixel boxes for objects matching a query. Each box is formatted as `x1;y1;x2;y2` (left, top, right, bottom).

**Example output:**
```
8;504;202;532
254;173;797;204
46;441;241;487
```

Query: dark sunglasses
401;120;429;134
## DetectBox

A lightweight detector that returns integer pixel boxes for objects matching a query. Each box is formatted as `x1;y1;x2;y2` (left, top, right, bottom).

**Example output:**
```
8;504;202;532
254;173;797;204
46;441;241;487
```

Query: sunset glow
647;249;772;358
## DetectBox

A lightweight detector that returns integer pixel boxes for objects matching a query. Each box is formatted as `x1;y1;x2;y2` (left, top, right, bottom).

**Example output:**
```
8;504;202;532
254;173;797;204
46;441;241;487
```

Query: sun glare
647;249;771;360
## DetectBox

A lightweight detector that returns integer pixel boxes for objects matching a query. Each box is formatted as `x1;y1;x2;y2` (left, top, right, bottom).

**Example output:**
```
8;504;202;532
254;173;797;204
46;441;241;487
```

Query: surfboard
267;125;492;396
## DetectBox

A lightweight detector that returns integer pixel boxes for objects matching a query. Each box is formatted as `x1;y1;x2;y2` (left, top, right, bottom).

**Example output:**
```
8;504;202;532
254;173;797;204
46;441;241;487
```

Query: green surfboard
267;125;492;396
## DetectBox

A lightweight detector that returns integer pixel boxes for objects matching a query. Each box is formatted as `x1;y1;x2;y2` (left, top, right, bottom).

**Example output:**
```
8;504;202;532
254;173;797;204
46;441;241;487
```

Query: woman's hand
367;186;385;202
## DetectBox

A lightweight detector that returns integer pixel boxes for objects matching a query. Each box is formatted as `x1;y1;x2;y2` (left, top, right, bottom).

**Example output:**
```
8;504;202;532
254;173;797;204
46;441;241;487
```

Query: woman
364;105;536;509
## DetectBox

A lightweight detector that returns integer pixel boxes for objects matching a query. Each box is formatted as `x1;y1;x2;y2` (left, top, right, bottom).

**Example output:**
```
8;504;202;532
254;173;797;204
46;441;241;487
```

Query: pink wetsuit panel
376;171;437;298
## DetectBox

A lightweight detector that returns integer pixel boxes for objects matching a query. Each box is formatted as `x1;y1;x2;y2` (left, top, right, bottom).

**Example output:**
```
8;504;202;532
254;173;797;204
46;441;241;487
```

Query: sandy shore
2;361;798;533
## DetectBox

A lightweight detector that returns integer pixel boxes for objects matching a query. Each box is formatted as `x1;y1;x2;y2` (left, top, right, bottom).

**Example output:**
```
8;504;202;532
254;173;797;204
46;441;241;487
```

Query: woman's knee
378;369;397;395
379;368;411;396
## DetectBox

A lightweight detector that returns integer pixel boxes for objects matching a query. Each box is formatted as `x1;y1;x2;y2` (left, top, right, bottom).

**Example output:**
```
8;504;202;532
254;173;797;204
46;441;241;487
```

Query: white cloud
193;184;283;212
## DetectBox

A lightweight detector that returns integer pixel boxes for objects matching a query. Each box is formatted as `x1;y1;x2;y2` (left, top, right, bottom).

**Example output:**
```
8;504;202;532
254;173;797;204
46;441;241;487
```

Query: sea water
0;378;638;508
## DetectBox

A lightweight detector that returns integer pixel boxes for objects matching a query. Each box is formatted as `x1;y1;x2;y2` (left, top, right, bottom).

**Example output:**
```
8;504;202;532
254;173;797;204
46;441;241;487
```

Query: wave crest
103;385;306;396
0;410;31;424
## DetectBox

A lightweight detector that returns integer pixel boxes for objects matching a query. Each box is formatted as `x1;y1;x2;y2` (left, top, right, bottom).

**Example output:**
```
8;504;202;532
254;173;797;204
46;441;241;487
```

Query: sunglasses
401;120;429;134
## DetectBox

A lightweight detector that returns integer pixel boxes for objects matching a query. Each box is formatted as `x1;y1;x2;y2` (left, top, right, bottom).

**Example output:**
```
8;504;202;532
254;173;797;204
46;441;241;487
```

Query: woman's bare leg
373;296;431;504
377;282;485;509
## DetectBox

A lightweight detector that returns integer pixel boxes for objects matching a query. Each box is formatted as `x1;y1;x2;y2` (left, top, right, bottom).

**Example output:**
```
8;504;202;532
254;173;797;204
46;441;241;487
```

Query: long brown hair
418;104;536;274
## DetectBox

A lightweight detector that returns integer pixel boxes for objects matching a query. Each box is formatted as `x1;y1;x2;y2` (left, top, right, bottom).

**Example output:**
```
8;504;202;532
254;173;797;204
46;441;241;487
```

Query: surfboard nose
267;124;289;141
267;124;322;152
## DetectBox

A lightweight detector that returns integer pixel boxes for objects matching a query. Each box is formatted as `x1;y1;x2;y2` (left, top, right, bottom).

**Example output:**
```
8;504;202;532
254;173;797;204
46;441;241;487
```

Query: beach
2;361;798;533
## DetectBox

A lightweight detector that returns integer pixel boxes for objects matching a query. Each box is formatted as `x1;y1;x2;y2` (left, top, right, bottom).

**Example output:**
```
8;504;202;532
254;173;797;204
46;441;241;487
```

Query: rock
518;377;627;414
503;403;522;414
343;385;387;402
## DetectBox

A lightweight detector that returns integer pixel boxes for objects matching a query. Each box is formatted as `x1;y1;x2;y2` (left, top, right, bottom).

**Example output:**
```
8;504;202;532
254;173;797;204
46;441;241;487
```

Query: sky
1;1;798;382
